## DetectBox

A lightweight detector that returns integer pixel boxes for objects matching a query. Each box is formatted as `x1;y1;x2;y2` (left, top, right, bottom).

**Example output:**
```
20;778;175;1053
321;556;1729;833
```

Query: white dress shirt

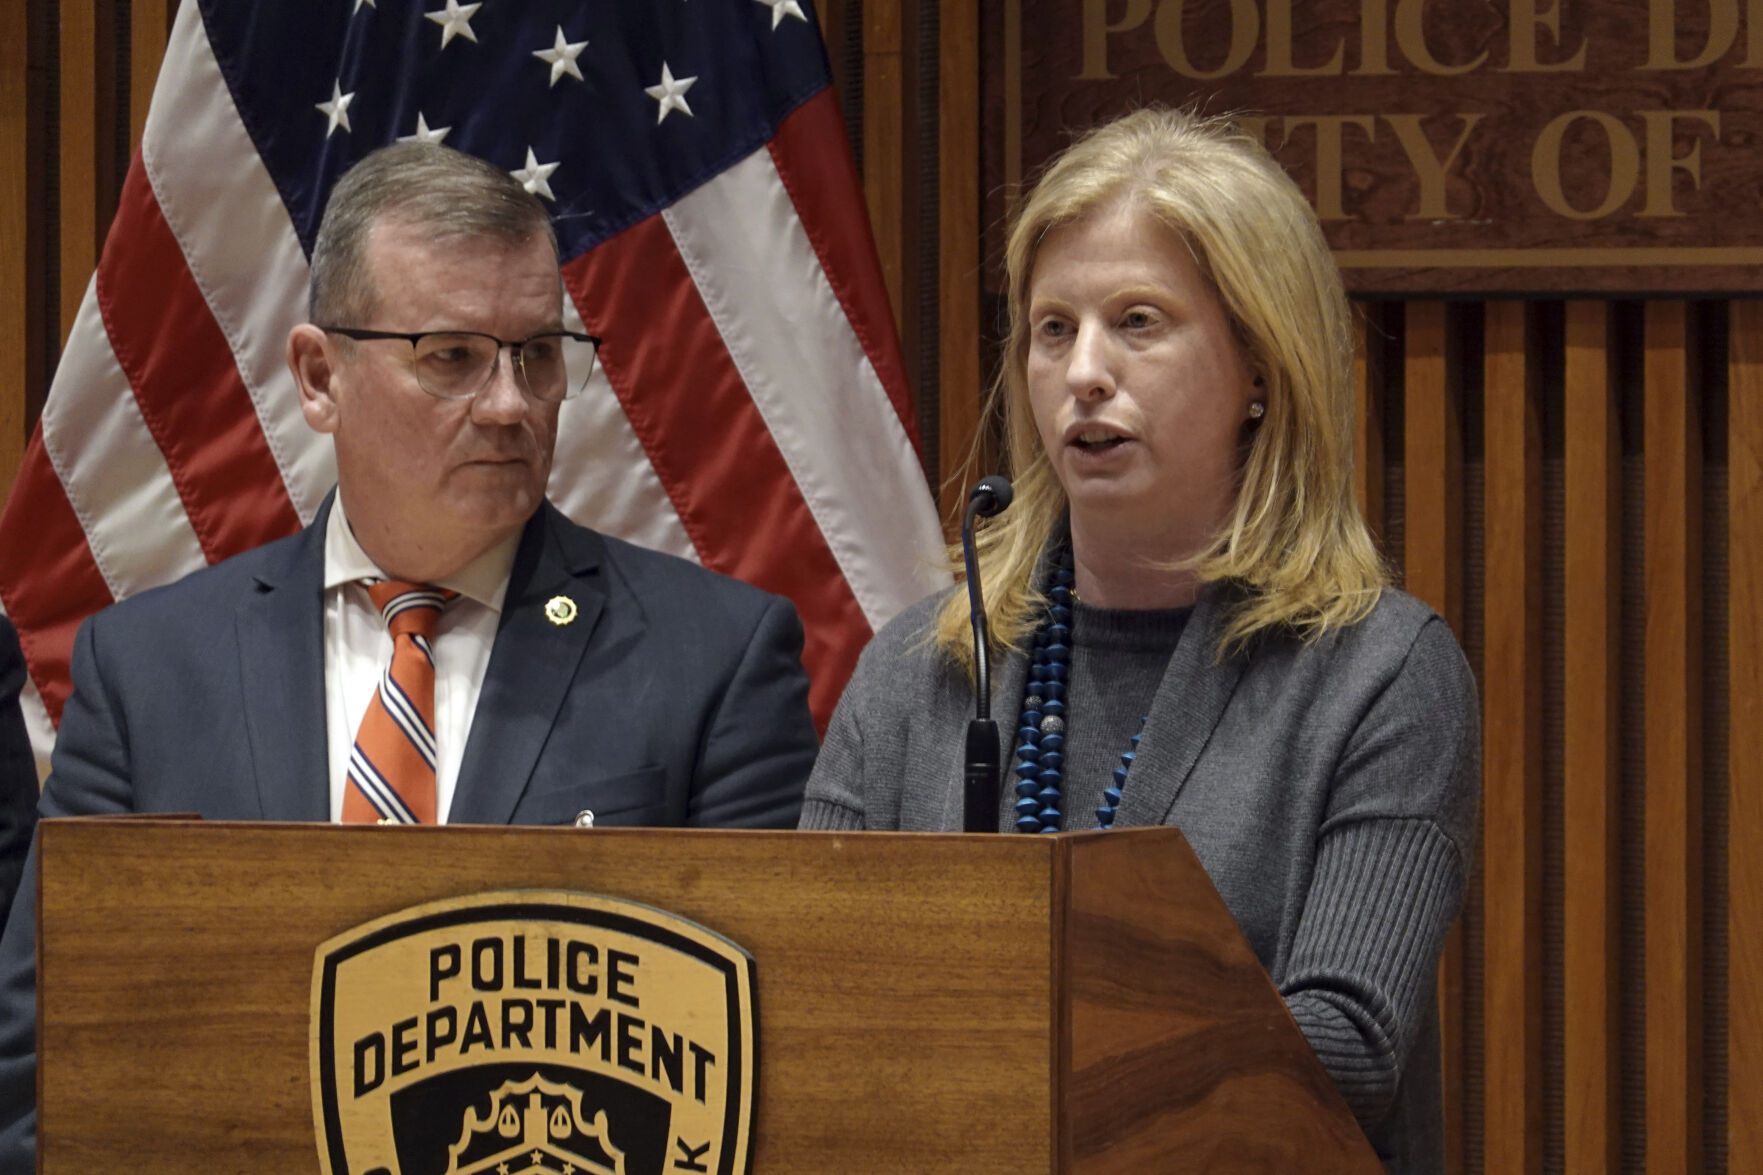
321;497;519;823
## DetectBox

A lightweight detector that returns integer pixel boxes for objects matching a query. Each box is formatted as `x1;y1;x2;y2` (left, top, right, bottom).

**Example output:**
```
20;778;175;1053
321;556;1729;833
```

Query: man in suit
0;619;36;936
0;142;818;1164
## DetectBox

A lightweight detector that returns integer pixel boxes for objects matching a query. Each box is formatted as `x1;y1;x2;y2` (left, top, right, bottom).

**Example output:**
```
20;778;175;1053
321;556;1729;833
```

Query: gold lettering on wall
1260;0;1345;77
1354;0;1395;74
1077;0;1152;80
1505;0;1587;71
1532;110;1642;219
1284;114;1377;219
1393;0;1489;75
1639;109;1720;216
1385;113;1483;218
1644;0;1739;69
997;0;1763;292
1153;0;1258;80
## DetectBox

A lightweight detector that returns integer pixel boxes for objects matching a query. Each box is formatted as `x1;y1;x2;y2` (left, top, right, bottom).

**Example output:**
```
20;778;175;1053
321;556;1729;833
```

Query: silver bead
1040;715;1065;735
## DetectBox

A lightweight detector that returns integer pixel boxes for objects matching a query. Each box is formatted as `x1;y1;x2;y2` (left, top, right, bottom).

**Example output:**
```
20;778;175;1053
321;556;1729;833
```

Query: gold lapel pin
544;595;578;626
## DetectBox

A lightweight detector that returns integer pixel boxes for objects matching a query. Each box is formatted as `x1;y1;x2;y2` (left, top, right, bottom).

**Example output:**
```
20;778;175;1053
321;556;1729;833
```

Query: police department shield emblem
311;891;755;1175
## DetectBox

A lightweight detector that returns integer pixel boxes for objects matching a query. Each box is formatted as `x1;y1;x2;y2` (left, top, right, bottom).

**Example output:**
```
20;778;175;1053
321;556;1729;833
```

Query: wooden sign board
982;0;1763;294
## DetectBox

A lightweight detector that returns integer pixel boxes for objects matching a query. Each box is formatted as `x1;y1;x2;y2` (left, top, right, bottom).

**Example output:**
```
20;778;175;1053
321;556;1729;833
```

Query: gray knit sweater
801;584;1479;1174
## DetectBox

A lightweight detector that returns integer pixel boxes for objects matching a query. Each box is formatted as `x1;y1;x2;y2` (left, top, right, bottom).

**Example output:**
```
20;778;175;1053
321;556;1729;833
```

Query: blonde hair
935;107;1385;673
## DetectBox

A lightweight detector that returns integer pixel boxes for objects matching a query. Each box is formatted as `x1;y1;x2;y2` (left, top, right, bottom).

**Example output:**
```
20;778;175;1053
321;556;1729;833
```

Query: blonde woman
801;109;1478;1173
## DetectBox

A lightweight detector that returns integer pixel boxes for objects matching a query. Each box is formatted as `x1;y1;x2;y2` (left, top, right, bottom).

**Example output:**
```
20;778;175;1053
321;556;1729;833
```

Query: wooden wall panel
1399;300;1467;1173
1731;301;1763;1173
1561;301;1620;1174
1482;300;1544;1175
862;0;905;336
0;0;31;507
57;0;119;346
130;0;174;155
1402;303;1461;627
936;0;980;526
1353;309;1384;538
1643;301;1704;1175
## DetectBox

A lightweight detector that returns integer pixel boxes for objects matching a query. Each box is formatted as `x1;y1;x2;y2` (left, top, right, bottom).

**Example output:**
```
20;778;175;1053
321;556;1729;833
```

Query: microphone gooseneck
960;475;1014;833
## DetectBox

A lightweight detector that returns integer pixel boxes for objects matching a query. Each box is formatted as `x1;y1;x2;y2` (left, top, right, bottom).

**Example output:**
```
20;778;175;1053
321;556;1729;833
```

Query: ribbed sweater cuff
1282;817;1463;1126
797;797;863;831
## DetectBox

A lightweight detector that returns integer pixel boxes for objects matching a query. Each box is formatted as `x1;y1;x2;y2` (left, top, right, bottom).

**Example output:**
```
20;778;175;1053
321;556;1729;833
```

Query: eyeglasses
319;327;603;403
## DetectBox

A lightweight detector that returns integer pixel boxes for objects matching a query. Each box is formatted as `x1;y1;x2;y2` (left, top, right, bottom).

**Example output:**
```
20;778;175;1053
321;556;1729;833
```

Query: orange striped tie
342;581;456;824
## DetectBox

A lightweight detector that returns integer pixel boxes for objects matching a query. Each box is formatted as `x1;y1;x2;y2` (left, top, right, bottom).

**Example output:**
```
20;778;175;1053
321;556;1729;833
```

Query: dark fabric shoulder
84;526;314;635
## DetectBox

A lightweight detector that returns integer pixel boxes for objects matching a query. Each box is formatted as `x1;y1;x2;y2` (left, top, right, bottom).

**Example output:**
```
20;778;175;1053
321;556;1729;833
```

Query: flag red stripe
563;221;868;729
768;90;918;443
0;439;116;723
95;163;303;564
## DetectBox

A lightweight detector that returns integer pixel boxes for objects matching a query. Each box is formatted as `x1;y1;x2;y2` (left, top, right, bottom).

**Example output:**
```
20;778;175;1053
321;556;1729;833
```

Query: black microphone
960;475;1013;832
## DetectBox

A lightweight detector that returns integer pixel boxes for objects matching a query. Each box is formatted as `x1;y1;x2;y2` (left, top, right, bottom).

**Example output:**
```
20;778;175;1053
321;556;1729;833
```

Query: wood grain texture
1561;300;1620;1175
1731;300;1763;1174
1060;832;1380;1173
1402;301;1461;627
862;0;904;335
40;823;1052;1171
1353;306;1384;538
1400;299;1465;1174
1642;300;1703;1175
936;0;982;530
128;0;173;155
57;0;100;346
0;0;31;505
1481;299;1543;1175
37;822;1371;1172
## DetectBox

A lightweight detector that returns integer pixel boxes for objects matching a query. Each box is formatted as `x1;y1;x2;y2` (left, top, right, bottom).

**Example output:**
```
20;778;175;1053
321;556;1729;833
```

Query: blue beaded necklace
1010;547;1146;833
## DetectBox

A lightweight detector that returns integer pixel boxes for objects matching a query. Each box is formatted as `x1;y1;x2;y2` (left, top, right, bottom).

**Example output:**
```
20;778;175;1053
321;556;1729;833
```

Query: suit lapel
449;505;606;826
1113;586;1249;828
237;500;332;822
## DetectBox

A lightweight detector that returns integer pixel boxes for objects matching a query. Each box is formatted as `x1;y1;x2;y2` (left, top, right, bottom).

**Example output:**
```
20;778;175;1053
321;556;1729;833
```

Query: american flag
0;0;947;752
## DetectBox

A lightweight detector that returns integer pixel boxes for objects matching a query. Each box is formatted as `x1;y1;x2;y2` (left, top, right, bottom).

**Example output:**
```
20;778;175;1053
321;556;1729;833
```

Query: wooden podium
36;818;1379;1172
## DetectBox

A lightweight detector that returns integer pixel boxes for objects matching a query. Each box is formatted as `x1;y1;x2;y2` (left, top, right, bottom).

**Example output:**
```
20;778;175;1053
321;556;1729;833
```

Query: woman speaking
800;109;1479;1173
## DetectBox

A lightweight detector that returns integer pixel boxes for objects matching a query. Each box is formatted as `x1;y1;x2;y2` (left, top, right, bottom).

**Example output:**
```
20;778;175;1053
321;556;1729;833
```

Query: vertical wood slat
1644;301;1704;1175
862;0;905;336
129;0;174;156
1402;302;1461;626
1482;300;1544;1175
58;0;101;345
1400;301;1465;1174
0;0;32;506
1562;301;1620;1175
1353;308;1384;536
1731;300;1763;1173
936;0;980;527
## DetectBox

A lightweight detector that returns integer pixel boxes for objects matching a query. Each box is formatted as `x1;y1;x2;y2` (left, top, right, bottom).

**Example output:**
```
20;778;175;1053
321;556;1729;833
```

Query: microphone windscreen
972;475;1014;517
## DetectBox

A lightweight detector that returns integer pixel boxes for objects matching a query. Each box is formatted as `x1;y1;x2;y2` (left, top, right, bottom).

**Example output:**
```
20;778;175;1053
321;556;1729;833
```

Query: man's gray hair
308;142;558;325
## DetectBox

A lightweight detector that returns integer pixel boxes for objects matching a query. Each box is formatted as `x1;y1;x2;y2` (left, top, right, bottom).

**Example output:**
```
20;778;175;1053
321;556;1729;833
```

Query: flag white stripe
662;150;949;627
40;280;206;601
547;299;698;560
141;2;335;526
18;682;50;785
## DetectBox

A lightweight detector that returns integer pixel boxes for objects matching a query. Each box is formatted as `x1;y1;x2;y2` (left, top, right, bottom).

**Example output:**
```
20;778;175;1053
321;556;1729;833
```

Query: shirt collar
322;492;520;612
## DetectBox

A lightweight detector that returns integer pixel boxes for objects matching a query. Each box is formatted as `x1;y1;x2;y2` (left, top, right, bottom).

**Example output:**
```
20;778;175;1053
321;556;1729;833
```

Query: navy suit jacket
0;620;35;938
0;495;817;1164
